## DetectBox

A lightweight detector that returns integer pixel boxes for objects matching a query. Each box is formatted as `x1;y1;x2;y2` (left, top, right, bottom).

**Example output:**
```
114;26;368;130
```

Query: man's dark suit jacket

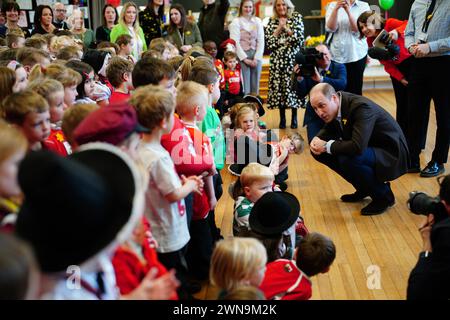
407;217;450;300
317;92;409;182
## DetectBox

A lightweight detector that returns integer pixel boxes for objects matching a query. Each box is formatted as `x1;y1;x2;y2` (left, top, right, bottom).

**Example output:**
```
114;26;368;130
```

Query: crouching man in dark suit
309;83;409;215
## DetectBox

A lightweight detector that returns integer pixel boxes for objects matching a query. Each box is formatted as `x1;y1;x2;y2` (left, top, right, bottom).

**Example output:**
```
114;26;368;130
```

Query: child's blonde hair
24;36;47;50
130;85;175;133
180;55;216;82
5;28;25;48
240;162;274;188
106;56;134;88
235;105;257;130
0;120;28;163
221;285;266;300
288;132;305;154
56;46;83;61
61;103;99;146
16;47;50;68
210;237;267;292
2;90;49;125
175;81;209;118
29;63;82;87
50;36;77;53
28;79;64;102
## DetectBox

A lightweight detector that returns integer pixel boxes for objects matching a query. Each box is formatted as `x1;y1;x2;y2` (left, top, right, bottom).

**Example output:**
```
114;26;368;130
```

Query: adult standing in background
229;0;264;95
166;4;203;55
357;11;413;143
53;2;69;30
0;1;31;38
69;9;95;49
265;0;304;129
111;2;147;61
32;5;55;35
325;0;370;95
140;0;166;47
198;0;230;52
96;4;118;44
405;0;450;177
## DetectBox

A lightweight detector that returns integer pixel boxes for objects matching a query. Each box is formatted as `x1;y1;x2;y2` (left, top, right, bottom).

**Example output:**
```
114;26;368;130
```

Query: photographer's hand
311;67;322;83
418;214;434;252
400;78;408;87
388;30;398;42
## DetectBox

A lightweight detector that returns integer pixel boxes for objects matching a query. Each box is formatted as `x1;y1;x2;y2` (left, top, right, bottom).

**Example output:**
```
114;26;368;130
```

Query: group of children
0;25;337;300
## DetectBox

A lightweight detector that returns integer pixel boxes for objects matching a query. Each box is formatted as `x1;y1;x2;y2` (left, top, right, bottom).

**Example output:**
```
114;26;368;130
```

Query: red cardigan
366;18;412;82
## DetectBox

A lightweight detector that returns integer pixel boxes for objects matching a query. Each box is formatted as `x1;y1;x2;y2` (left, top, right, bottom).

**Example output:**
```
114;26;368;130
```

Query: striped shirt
405;0;450;57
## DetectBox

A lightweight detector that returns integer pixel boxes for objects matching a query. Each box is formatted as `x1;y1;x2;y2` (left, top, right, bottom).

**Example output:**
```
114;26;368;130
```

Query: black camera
295;48;324;77
378;32;392;46
407;192;448;222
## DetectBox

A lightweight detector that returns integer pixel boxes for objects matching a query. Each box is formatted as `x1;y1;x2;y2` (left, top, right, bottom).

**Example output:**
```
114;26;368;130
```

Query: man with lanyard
295;44;347;142
405;0;450;177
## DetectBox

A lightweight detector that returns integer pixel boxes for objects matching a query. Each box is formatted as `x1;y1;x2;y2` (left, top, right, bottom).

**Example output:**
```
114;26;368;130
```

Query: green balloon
379;0;395;10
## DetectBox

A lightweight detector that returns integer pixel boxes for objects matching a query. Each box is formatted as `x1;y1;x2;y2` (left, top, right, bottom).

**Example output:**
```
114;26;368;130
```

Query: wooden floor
195;89;449;300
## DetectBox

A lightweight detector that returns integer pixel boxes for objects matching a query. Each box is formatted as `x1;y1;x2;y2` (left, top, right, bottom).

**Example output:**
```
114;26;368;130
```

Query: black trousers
344;55;367;95
408;56;450;165
391;57;412;139
313;148;390;200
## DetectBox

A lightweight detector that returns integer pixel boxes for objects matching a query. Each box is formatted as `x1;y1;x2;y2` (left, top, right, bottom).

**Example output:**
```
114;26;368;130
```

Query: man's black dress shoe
340;191;369;202
420;161;444;177
361;189;395;216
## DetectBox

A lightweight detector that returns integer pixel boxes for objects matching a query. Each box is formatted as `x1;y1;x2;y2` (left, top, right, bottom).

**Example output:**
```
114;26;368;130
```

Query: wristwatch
420;251;431;259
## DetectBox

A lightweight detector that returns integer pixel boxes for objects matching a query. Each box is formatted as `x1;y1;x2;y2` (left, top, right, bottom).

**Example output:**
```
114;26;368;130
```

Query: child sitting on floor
210;237;267;299
259;232;336;300
232;163;274;236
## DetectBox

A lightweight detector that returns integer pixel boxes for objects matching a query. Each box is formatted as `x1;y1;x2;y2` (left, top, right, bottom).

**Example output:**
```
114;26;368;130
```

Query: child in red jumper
223;51;243;108
106;56;134;104
176;81;216;281
112;216;179;299
260;232;336;300
204;40;225;90
29;78;72;156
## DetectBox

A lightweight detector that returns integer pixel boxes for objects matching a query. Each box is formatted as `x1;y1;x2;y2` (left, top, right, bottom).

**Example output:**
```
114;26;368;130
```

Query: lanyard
422;0;437;34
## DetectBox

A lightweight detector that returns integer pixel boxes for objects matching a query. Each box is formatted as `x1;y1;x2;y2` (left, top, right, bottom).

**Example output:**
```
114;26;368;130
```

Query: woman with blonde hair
265;0;304;129
110;2;147;60
68;8;95;49
210;237;267;298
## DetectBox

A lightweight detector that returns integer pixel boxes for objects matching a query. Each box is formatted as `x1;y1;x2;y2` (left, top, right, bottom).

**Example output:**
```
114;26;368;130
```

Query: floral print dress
265;11;305;110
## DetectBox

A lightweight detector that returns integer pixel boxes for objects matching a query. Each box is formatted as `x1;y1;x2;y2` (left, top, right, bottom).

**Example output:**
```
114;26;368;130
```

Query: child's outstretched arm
165;175;204;203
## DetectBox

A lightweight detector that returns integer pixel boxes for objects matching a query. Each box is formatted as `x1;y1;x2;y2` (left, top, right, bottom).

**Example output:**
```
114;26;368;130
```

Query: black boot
291;108;298;129
279;108;286;129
